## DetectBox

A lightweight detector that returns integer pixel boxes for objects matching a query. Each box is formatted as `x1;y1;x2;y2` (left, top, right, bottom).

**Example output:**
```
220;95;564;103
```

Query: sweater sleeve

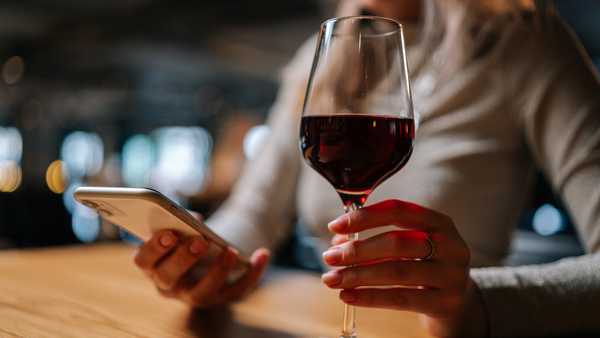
471;16;600;338
471;253;600;337
205;37;316;255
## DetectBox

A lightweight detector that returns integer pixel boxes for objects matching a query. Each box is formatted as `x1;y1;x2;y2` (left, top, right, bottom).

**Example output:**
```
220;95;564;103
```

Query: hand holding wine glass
300;16;416;338
323;200;487;338
299;15;486;338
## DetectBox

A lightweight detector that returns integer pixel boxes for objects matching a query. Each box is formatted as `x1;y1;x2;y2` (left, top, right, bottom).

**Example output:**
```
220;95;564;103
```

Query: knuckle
342;268;358;287
388;199;404;209
344;240;358;263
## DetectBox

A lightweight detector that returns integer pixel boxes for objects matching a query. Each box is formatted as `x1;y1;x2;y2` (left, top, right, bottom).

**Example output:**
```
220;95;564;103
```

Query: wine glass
299;16;415;338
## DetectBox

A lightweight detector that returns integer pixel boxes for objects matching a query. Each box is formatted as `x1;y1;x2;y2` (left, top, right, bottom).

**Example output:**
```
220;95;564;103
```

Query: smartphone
74;186;248;281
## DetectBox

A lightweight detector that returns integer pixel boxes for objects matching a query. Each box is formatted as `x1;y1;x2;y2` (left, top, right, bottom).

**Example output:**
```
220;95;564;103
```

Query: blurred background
0;0;598;265
0;0;328;249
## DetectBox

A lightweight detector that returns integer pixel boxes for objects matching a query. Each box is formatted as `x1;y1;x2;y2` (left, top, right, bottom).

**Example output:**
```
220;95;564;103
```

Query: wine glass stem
341;202;361;338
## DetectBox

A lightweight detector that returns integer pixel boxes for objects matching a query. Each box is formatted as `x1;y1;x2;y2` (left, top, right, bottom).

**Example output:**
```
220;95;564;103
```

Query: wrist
456;278;489;338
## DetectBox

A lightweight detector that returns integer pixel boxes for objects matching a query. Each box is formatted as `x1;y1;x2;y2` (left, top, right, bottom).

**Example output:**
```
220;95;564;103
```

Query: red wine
300;114;414;207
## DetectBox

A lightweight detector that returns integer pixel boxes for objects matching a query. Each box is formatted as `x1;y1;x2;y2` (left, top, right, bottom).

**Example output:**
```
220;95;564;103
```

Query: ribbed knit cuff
471;267;540;338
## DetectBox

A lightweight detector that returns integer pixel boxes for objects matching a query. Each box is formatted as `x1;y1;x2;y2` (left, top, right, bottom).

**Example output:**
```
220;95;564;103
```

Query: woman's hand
322;199;487;338
134;229;270;309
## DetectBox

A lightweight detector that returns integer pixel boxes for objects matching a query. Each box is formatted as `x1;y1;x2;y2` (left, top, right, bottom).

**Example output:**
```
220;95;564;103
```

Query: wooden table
0;244;431;338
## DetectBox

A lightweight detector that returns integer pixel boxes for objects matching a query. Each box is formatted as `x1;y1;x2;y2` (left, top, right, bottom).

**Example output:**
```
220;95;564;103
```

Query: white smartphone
74;186;249;281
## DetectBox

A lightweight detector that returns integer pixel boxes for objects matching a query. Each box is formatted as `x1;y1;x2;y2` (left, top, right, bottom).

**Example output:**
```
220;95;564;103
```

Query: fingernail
322;270;342;287
328;215;347;232
159;232;176;248
189;238;206;255
322;248;342;265
229;247;240;256
340;291;357;303
254;248;270;265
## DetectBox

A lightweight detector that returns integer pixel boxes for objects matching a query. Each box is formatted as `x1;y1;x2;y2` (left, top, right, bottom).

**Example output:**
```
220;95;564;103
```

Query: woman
133;1;600;337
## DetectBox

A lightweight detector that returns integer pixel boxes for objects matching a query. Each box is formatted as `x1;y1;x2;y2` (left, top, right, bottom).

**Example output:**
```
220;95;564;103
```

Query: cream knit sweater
208;4;600;337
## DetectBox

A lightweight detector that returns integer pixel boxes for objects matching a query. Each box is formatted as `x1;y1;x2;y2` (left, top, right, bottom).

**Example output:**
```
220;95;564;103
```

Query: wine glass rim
321;15;403;38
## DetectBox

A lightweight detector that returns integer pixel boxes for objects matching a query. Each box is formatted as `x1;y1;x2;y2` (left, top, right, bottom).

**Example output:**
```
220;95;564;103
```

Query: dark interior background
0;0;598;266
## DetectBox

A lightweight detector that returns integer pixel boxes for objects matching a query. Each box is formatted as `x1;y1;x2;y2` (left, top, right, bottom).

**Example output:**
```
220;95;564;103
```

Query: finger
183;248;237;307
322;260;463;289
152;236;209;291
328;199;453;234
134;230;179;271
221;248;270;302
331;234;348;246
339;288;462;317
323;230;431;266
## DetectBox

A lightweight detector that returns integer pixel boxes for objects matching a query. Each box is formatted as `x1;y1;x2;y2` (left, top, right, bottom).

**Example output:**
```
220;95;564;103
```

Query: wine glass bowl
300;114;414;208
299;16;415;338
301;16;413;118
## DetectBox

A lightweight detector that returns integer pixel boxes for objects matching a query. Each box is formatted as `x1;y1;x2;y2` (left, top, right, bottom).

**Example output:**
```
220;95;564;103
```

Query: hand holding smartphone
74;187;240;247
74;187;250;284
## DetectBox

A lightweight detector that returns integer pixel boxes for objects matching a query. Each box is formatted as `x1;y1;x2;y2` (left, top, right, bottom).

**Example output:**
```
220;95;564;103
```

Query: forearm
206;137;299;255
206;208;271;255
471;253;600;338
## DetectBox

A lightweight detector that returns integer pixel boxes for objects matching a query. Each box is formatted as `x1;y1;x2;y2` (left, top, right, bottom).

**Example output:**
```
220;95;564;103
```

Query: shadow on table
187;307;301;338
186;304;600;338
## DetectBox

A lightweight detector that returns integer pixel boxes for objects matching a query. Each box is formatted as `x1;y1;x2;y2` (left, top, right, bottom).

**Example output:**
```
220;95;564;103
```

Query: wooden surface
0;244;431;338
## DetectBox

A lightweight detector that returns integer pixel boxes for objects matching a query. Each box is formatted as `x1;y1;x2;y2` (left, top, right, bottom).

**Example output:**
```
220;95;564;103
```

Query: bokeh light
0;160;22;193
122;134;155;187
46;160;68;194
72;203;100;243
0;127;23;163
243;124;270;159
533;204;565;236
2;56;25;85
63;182;82;214
60;131;104;179
152;127;212;197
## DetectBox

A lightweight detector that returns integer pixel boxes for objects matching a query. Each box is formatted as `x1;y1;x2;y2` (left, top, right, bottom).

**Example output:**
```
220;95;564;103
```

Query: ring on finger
417;235;436;261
